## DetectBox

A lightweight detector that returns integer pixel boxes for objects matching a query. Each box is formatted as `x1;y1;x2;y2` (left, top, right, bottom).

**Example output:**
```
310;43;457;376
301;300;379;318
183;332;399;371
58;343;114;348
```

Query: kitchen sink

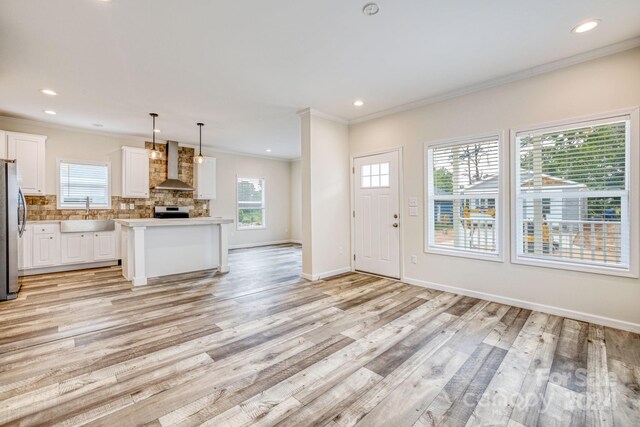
60;219;115;233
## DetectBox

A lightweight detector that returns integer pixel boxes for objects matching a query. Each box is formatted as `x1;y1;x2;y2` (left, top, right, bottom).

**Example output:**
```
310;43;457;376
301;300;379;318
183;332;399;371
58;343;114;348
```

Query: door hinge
353;211;355;218
352;167;355;174
353;254;356;261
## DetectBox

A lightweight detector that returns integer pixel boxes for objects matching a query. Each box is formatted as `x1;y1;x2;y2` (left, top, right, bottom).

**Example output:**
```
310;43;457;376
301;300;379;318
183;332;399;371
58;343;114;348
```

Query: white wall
349;47;640;330
301;110;351;279
289;160;302;243
0;116;293;248
203;148;291;248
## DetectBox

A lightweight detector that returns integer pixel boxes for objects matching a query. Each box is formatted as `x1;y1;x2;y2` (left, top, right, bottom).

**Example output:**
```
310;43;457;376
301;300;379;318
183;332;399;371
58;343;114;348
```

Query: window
426;134;502;259
361;162;389;188
513;114;633;274
237;177;265;229
57;160;111;209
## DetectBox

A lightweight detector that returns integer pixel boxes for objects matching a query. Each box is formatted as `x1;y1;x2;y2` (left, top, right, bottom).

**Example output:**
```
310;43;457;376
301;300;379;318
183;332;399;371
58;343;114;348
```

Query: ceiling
1;1;639;159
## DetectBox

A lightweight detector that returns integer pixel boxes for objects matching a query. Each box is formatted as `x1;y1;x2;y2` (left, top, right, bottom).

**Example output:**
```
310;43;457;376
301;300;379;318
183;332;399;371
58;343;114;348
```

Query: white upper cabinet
0;131;7;160
194;157;216;200
122;146;149;198
6;132;46;195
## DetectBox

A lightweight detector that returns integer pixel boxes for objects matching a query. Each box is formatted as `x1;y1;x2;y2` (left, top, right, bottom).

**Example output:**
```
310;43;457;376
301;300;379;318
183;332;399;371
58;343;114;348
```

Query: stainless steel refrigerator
1;160;26;300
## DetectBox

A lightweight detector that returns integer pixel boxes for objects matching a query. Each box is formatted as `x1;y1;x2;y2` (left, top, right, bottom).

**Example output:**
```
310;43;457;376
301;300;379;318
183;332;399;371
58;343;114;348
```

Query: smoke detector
362;3;379;16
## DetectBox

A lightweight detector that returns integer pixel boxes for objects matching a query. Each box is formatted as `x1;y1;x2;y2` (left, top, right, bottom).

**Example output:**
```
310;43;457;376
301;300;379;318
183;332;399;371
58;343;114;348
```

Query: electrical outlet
120;203;126;210
411;255;417;264
129;203;135;210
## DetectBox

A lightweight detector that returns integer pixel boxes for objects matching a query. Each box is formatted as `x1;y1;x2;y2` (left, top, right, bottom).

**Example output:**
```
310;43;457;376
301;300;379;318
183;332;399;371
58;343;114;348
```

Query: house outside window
425;134;503;260
513;112;637;276
57;160;111;209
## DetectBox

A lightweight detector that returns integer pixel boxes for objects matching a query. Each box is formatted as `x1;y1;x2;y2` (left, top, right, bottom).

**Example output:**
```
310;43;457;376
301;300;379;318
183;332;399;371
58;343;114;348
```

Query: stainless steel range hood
153;140;195;191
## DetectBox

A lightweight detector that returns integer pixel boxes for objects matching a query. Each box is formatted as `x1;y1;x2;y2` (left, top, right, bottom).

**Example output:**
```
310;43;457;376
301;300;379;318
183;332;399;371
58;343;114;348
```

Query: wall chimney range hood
153;140;195;191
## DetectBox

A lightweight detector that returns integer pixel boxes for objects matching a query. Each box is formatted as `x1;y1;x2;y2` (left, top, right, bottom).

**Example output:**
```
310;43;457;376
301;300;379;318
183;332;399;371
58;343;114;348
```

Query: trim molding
297;107;349;125
229;240;300;250
403;276;640;334
301;266;352;281
20;260;119;276
350;37;640;125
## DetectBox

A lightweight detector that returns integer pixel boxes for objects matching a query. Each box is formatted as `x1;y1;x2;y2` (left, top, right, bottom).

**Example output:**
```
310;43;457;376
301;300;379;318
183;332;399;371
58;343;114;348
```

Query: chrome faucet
84;196;91;219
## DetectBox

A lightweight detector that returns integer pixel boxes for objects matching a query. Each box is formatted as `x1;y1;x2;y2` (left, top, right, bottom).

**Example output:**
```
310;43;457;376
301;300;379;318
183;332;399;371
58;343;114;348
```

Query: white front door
354;151;400;278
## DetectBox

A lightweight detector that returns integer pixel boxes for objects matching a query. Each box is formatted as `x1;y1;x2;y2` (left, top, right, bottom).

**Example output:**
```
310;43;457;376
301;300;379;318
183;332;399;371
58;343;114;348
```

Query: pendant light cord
198;123;204;156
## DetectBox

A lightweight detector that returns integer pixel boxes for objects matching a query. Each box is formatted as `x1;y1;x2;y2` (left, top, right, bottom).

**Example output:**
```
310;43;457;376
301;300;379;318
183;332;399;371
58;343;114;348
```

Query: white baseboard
403;276;640;334
229;240;299;249
20;260;120;276
301;266;352;281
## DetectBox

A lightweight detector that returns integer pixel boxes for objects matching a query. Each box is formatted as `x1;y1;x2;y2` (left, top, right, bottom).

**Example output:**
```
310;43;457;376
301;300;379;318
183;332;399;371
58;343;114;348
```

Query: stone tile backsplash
26;143;210;221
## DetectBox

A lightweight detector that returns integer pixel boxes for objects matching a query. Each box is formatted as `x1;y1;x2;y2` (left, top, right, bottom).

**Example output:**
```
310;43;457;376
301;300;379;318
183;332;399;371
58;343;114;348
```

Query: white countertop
115;217;234;227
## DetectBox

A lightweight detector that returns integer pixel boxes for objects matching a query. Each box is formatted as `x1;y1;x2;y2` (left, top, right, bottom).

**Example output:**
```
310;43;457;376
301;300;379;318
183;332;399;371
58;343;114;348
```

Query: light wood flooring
0;244;639;426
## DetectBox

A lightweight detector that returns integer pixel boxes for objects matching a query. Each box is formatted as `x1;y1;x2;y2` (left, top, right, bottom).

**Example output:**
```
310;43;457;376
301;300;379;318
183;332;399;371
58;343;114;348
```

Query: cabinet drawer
32;224;59;234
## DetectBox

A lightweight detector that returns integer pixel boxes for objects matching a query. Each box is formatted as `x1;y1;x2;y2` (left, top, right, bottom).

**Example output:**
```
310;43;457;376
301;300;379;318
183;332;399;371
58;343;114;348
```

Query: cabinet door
18;225;32;270
32;233;58;267
7;133;46;195
122;147;149;198
0;131;7;160
195;157;216;200
93;231;116;261
60;233;92;264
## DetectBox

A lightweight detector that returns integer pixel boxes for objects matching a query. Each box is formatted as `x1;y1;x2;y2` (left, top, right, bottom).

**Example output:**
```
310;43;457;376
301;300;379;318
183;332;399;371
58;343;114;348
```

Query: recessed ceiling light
266;149;272;153
153;129;161;133
92;123;104;127
41;89;57;96
572;20;600;33
44;110;57;115
362;3;379;16
353;99;364;107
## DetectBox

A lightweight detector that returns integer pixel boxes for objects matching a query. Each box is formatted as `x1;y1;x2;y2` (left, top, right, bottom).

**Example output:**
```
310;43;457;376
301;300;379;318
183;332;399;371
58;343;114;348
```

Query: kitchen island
116;217;234;285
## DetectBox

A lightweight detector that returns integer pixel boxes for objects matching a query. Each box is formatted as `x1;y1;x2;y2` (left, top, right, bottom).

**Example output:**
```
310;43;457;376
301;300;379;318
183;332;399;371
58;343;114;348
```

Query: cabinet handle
41;228;45;231
49;237;53;239
81;234;84;237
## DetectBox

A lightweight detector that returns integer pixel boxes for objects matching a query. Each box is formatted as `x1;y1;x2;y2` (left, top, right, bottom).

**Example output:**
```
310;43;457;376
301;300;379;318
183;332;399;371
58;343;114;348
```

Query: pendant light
194;122;205;164
148;113;163;160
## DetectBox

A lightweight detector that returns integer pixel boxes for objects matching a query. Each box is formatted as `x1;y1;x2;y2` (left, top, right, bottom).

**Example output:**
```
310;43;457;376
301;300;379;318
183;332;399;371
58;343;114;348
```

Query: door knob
393;214;398;219
393;223;399;228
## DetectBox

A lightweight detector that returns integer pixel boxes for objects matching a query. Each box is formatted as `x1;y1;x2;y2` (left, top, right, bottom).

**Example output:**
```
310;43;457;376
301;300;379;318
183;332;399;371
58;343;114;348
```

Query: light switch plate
409;206;418;216
408;197;418;207
120;203;126;210
129;203;135;210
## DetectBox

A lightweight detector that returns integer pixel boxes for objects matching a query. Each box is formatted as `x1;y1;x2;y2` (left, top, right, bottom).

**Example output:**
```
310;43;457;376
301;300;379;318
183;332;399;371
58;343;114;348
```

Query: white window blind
427;136;501;257
58;161;110;209
514;116;630;270
237;177;265;229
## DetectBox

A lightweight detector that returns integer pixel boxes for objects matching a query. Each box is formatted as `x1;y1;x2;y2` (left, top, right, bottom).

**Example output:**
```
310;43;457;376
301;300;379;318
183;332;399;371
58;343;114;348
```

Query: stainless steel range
154;206;189;219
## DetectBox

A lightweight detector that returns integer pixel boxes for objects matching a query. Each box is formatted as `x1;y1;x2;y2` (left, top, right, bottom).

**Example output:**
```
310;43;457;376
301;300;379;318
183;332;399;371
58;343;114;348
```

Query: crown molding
297;107;348;124
178;141;294;162
0;114;297;161
350;37;640;125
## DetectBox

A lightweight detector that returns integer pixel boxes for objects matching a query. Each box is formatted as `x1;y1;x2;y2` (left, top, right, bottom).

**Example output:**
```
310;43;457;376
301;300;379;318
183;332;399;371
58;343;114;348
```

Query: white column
132;226;147;286
218;224;230;273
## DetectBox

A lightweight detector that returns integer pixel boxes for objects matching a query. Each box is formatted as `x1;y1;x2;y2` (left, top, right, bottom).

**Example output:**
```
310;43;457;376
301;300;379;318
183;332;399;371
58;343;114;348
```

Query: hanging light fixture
148;113;163;160
194;122;205;164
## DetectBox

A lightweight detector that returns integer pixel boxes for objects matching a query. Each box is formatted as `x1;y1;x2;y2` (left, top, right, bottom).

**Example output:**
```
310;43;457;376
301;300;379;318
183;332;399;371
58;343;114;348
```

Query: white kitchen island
116;217;234;285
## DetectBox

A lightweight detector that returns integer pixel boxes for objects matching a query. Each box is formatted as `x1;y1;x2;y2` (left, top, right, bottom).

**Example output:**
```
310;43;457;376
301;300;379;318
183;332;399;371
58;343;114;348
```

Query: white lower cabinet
32;230;59;267
18;225;32;270
93;232;116;261
60;233;93;264
21;222;119;273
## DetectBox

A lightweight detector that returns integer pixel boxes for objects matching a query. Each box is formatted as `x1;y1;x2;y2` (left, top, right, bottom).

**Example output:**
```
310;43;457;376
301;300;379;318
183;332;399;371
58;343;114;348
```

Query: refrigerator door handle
18;188;26;237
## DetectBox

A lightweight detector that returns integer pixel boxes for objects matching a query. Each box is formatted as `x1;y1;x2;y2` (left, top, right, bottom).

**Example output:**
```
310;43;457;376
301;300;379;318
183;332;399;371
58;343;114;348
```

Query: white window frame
56;158;112;210
510;109;639;278
424;132;506;262
236;176;266;230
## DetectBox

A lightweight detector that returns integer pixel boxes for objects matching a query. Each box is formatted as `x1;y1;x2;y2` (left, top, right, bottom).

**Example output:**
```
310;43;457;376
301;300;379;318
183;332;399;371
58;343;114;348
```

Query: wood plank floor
1;244;638;426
